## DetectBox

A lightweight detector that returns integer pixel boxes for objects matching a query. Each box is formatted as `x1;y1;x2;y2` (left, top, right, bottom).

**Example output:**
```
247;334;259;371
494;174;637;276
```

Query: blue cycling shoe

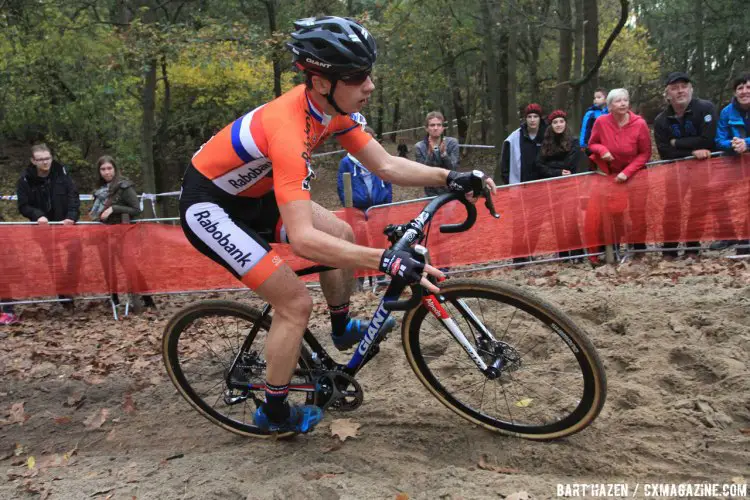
332;316;396;351
253;404;324;434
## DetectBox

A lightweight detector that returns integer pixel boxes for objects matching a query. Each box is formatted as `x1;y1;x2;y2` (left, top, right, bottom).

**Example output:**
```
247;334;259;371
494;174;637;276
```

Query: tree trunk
571;0;584;128
375;79;384;138
391;97;400;143
140;59;158;218
693;0;705;92
506;25;518;128
261;0;281;97
582;0;599;102
155;57;177;216
555;0;573;110
443;51;467;143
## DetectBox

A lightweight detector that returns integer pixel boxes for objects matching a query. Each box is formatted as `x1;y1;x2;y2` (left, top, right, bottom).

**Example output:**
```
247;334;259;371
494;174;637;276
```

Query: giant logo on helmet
306;58;332;69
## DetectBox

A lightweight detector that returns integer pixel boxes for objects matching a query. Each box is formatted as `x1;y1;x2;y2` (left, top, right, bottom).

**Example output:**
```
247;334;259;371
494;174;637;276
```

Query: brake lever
483;185;500;219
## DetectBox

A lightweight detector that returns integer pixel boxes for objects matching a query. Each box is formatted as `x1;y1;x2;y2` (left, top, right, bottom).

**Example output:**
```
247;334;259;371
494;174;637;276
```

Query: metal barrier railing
2;152;747;318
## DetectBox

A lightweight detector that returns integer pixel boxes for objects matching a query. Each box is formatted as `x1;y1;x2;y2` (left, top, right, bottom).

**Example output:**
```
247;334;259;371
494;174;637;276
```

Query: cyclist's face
332;75;375;113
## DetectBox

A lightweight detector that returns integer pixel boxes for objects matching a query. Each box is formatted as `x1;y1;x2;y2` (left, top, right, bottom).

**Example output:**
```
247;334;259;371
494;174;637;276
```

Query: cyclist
179;16;497;434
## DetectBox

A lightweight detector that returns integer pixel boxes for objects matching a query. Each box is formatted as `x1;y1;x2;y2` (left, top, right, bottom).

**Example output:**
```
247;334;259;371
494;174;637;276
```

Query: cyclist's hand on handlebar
379;249;443;293
447;170;497;202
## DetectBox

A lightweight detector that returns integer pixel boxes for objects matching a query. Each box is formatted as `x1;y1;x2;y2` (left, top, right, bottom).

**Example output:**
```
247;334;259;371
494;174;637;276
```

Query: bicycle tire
401;278;606;440
162;300;313;438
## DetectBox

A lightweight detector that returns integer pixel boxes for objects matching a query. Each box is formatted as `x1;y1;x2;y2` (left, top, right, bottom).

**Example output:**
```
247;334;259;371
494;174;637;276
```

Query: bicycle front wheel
162;300;313;438
402;278;606;440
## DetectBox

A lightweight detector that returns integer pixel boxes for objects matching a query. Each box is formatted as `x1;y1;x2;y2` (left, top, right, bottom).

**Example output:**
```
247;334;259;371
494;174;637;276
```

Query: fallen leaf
106;429;117;441
36;453;74;469
27;456;35;469
8;402;27;425
330;418;360;442
506;492;530;500
84;408;109;430
395;494;409;500
53;416;72;425
514;398;533;408
740;428;750;435
732;476;746;485
14;443;26;456
477;455;520;474
122;394;136;414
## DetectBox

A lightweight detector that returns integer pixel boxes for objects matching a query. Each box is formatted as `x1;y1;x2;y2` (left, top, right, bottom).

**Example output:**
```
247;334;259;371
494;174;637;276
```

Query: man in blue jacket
579;88;608;150
337;126;393;209
714;73;750;255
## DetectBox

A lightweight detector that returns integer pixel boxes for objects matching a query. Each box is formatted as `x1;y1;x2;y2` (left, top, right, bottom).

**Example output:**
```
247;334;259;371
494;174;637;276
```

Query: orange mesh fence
0;156;748;299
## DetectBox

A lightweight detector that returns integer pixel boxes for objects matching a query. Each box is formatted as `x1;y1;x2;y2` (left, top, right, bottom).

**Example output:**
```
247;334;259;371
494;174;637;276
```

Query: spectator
501;103;546;184
90;155;155;308
654;72;718;258
502;103;546;263
580;87;608;151
534;110;582;259
396;137;409;158
16;143;81;308
415;111;459;197
535;109;579;179
337;127;392;209
714;73;750;255
585;89;652;260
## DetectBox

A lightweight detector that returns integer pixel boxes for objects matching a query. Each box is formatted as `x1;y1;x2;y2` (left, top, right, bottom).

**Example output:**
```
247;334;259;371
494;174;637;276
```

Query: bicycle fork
419;272;504;379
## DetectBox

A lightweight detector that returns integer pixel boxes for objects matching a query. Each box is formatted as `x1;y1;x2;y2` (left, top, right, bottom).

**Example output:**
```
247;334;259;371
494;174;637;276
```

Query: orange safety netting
1;155;748;300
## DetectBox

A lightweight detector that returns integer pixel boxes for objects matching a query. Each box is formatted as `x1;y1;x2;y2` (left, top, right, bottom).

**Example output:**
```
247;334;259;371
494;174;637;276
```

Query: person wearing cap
713;73;750;255
654;72;718;258
177;16;496;434
534;110;583;258
501;103;547;185
501;103;546;263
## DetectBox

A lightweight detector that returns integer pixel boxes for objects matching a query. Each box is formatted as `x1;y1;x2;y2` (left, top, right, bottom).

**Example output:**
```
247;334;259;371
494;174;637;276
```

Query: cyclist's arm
352;138;450;187
279;199;382;269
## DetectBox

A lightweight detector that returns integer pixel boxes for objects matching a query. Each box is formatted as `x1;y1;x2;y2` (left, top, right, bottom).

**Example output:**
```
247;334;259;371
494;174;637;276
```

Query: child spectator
336;127;392;209
580;88;608;150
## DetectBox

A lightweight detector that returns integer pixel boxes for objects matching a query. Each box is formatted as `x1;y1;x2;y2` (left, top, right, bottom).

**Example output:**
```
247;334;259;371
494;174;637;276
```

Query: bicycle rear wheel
162;300;313;438
402;278;606;440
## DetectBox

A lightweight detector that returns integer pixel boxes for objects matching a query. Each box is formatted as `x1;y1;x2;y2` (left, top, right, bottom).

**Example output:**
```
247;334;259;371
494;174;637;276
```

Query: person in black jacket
653;72;727;258
534;109;579;179
16;144;81;308
534;110;583;258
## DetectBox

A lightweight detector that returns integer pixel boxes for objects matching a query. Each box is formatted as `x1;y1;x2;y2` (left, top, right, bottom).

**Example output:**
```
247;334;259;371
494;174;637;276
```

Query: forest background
1;0;748;218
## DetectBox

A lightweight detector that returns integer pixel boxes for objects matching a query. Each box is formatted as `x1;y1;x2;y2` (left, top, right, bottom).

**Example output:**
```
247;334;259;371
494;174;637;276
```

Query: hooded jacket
654;98;716;159
501;122;547;184
715;98;750;153
337;154;392;209
579;104;608;148
16;161;80;222
588;111;652;178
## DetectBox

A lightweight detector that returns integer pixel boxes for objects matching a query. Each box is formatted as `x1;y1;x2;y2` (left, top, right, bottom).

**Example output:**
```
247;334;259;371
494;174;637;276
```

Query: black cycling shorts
179;164;287;287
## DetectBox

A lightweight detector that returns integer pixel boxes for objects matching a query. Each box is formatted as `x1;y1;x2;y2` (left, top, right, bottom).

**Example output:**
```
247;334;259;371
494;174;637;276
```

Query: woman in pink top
584;88;653;260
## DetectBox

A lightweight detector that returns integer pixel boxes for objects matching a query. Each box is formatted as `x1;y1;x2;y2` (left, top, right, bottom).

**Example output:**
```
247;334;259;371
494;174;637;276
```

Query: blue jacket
715;98;750;153
337;154;392;209
579;105;608;148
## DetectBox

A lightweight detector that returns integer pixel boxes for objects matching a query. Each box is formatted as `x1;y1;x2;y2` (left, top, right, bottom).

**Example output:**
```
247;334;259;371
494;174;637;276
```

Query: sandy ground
1;255;749;500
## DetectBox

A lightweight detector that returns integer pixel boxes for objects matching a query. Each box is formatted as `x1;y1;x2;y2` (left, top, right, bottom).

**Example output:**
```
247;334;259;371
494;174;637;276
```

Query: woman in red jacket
584;88;653;261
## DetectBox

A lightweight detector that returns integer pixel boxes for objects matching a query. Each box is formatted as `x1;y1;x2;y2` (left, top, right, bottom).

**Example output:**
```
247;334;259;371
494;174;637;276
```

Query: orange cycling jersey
191;84;372;205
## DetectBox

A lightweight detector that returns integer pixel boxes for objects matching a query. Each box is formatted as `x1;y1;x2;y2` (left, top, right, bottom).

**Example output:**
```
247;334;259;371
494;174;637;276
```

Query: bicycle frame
228;186;500;392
